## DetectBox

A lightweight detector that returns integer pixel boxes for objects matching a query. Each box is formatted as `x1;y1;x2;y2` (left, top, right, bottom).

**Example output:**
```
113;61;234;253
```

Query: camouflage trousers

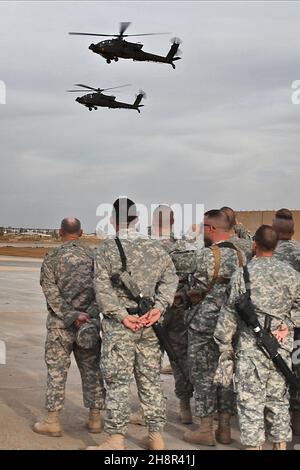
163;306;193;401
290;328;300;411
45;328;105;411
290;367;300;411
101;318;166;436
188;328;234;417
235;349;292;447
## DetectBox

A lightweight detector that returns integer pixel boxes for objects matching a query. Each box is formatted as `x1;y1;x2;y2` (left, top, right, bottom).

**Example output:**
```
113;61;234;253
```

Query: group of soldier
32;198;300;451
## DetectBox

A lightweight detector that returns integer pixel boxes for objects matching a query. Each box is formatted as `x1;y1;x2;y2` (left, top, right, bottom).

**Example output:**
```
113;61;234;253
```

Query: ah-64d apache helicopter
69;22;181;69
68;83;146;113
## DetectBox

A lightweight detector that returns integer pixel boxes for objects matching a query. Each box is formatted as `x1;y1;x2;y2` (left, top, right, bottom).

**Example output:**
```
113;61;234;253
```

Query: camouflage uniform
228;235;253;263
94;229;178;436
159;238;195;401
234;222;252;241
188;244;245;417
214;256;300;447
274;239;300;273
274;239;300;412
40;240;105;411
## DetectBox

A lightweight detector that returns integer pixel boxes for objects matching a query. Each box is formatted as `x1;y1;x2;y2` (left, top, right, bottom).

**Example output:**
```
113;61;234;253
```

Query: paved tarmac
0;256;299;450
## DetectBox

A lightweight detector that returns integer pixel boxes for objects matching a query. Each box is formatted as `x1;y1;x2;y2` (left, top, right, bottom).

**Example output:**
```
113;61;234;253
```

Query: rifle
113;237;190;383
235;266;299;390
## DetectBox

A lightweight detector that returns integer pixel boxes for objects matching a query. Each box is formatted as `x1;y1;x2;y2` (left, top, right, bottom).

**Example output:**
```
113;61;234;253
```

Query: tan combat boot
179;399;193;424
87;434;125;450
86;408;103;433
33;410;62;437
215;412;231;444
140;431;166;450
273;442;287;450
245;446;262;450
129;408;146;426
292;410;300;435
183;415;215;446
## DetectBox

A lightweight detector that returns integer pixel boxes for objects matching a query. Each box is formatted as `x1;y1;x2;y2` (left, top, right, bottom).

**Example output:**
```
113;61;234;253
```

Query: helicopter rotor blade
119;21;131;37
67;90;92;92
69;32;118;37
101;84;131;92
74;83;100;91
123;32;171;37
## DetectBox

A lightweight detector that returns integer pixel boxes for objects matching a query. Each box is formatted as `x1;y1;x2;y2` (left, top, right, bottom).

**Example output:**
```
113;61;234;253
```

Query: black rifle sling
115;237;127;272
242;265;251;297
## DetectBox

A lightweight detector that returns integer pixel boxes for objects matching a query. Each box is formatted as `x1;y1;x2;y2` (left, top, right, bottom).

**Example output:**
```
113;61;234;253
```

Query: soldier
273;208;300;272
152;205;195;423
272;209;300;434
130;205;195;427
34;218;105;437
183;210;245;447
220;206;252;242
220;207;253;262
89;198;178;450
214;225;300;450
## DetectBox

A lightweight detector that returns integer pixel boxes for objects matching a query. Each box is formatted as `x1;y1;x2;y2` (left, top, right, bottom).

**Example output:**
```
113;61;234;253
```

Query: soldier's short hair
205;209;231;231
272;217;294;238
275;208;293;220
60;217;81;234
220;206;236;228
112;197;137;226
254;225;278;251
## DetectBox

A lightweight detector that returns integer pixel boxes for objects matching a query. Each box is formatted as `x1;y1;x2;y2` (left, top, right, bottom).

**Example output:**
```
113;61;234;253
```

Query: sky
0;1;299;232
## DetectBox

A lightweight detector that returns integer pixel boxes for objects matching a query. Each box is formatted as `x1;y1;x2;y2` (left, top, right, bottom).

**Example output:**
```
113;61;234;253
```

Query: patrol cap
76;322;99;349
112;197;137;225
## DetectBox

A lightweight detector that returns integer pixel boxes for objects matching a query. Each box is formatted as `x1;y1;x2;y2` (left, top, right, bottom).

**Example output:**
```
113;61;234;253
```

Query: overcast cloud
0;1;299;231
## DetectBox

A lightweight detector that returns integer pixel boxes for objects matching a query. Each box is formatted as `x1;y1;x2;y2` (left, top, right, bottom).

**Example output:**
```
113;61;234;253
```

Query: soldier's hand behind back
140;309;161;328
74;313;90;329
272;323;289;343
123;315;143;332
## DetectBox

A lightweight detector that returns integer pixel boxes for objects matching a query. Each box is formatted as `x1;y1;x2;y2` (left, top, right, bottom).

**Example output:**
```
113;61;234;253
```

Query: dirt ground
0;247;50;258
0;237;100;258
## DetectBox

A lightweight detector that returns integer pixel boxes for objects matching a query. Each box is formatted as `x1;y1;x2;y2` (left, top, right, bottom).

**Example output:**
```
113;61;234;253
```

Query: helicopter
69;22;181;69
68;83;146;113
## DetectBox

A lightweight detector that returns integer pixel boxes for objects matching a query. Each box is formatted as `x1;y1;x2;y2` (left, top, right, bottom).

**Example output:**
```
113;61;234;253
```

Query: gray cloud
0;1;300;231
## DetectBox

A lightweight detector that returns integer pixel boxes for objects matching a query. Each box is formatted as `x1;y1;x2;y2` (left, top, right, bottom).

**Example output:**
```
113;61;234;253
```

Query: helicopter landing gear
94;107;97;110
106;59;111;64
114;57;119;62
89;107;92;111
172;63;176;69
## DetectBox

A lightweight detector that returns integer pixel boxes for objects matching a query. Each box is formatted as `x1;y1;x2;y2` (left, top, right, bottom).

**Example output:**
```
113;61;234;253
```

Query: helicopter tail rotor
137;90;147;99
134;90;146;108
170;37;182;45
166;38;182;63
